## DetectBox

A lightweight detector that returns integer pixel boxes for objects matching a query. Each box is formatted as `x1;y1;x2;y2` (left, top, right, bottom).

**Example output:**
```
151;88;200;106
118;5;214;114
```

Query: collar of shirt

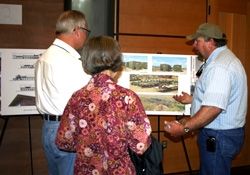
205;46;227;67
53;38;81;59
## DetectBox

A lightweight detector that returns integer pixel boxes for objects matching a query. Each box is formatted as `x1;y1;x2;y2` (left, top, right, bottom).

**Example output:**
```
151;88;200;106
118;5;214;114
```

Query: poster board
118;53;200;115
0;49;45;115
0;49;200;116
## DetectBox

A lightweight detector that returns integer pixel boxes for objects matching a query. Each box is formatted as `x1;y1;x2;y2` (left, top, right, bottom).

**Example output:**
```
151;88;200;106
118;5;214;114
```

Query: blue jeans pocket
220;128;244;158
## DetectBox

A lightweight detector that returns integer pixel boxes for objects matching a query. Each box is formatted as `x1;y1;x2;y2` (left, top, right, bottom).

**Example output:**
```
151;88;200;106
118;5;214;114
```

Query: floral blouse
56;73;152;175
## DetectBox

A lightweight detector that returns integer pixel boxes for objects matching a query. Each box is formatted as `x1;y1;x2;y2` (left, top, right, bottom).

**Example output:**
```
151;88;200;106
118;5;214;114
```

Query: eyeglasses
79;27;91;36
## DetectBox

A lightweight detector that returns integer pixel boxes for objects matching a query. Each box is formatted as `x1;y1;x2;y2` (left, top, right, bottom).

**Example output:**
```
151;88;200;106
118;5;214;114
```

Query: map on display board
0;49;201;116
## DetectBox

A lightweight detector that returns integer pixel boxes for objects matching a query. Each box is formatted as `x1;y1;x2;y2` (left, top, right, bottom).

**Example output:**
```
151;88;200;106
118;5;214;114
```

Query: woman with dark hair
56;36;152;175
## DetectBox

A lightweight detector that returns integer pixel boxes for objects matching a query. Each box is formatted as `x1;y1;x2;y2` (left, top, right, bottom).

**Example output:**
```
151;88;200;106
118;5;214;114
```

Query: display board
0;49;201;116
118;53;200;115
0;49;45;115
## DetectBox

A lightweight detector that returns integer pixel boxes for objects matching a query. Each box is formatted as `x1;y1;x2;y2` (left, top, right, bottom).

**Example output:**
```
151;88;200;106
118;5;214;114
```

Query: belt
42;114;61;121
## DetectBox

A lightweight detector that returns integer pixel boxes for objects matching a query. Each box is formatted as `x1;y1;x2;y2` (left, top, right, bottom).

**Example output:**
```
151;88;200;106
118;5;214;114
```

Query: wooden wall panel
0;0;249;174
118;0;206;36
119;36;194;54
216;0;247;14
232;1;250;168
0;0;63;174
0;0;64;49
118;0;250;173
216;8;250;168
219;12;247;64
147;115;200;173
160;116;200;173
208;0;247;23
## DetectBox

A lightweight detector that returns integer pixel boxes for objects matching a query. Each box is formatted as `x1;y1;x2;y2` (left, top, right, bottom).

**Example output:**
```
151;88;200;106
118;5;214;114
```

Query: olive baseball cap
186;23;224;40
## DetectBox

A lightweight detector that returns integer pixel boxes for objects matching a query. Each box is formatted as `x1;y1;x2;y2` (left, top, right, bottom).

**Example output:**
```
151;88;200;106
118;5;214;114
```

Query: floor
1;117;250;175
165;165;250;175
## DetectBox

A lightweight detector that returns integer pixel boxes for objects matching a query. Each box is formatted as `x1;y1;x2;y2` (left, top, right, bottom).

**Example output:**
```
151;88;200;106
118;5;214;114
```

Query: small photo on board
130;74;178;94
123;53;148;73
152;55;188;74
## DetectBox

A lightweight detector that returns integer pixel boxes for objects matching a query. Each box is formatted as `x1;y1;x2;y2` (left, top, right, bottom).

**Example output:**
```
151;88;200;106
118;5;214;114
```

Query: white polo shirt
35;39;91;115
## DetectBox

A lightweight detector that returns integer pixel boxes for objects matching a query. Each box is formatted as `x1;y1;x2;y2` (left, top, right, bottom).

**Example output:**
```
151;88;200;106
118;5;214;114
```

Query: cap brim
186;33;199;40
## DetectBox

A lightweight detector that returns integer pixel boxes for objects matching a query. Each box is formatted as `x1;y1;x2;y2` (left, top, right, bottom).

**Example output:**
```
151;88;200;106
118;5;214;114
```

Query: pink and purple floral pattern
56;73;152;175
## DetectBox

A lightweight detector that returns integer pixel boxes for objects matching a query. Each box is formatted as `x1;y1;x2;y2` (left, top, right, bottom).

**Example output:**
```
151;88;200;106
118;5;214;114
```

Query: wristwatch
184;127;190;133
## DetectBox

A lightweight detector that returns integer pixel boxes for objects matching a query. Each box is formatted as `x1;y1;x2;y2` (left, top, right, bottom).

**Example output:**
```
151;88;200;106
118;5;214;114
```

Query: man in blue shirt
164;23;247;175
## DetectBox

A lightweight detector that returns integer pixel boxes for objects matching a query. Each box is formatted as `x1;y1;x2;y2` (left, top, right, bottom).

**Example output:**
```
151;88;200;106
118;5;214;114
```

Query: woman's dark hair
81;36;123;75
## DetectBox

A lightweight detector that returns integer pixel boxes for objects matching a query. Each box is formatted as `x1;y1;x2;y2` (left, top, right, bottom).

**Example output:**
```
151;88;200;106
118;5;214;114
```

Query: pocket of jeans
221;132;244;158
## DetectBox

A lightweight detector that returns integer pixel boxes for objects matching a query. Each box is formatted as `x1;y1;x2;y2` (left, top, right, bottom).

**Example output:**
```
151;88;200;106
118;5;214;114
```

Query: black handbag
128;135;164;175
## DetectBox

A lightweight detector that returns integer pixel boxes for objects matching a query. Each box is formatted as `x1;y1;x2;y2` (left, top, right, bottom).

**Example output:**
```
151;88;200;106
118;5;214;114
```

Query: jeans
198;127;244;175
42;120;76;175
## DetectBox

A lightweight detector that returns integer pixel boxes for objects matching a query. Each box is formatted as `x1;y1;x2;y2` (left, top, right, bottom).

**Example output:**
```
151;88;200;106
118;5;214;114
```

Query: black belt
42;114;61;121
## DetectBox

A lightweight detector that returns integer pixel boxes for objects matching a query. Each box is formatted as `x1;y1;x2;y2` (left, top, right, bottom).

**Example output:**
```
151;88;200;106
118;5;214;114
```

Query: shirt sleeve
55;96;78;151
125;91;152;155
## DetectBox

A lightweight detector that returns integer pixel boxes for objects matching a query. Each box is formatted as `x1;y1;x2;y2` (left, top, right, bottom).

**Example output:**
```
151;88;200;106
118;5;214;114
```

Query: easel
0;116;9;146
151;114;192;175
150;115;167;149
0;115;39;175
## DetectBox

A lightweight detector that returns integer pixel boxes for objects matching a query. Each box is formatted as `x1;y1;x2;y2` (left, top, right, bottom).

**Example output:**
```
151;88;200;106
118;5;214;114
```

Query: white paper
118;53;196;115
0;4;22;25
0;49;45;115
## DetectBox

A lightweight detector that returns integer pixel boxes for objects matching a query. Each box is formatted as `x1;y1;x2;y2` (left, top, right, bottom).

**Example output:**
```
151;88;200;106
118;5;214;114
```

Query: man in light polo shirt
164;23;247;175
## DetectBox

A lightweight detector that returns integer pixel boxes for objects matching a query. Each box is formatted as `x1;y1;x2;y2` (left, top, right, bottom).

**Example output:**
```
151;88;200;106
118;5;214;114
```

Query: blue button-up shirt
191;46;247;129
